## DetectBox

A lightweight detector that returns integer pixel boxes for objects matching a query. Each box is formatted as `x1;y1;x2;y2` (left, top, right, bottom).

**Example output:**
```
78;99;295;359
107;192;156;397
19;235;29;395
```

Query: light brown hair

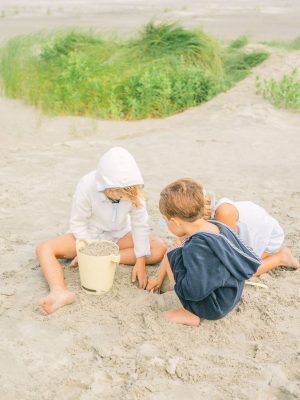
159;178;213;222
104;185;147;208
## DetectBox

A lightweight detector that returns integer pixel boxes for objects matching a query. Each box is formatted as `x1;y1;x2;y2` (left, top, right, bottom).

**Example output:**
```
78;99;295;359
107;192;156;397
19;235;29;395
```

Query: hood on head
95;147;144;192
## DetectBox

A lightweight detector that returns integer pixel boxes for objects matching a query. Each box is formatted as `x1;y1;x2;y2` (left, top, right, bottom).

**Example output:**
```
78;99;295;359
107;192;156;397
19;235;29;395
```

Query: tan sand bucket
76;239;120;295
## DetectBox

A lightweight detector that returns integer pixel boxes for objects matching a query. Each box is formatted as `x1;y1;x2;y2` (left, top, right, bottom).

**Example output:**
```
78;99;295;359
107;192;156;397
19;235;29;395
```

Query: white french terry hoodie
69;147;151;258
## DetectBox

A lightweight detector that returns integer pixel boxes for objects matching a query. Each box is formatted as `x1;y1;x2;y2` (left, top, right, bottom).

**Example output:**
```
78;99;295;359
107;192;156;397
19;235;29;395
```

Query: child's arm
130;199;151;289
214;203;238;231
146;235;188;291
132;256;147;289
146;260;167;291
69;178;93;239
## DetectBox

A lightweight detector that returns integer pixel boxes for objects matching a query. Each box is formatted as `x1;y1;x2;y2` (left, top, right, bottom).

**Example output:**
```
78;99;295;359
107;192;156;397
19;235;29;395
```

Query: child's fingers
138;273;147;289
132;268;137;283
141;276;148;289
169;239;182;250
70;256;78;267
146;280;155;291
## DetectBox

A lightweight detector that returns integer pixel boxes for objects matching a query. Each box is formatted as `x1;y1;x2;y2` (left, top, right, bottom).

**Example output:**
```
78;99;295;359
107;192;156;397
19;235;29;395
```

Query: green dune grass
262;36;300;51
255;68;300;111
0;23;269;120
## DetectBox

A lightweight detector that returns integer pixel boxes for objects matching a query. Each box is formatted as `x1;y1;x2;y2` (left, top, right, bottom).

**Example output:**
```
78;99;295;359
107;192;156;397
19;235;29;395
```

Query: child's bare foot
37;290;75;315
163;309;200;326
279;248;300;269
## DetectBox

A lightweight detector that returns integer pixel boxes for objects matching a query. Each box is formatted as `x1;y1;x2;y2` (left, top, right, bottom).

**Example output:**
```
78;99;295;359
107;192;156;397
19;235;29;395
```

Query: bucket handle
110;254;120;263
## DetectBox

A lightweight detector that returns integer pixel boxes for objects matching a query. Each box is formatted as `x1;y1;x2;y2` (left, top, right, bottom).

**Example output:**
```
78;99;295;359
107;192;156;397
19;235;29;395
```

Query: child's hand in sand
132;257;147;289
146;257;168;292
70;256;78;267
147;274;164;292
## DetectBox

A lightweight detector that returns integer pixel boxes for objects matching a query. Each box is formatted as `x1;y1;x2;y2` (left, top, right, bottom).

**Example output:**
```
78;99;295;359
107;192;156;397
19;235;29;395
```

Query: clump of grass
291;36;300;50
262;36;300;51
221;48;269;85
130;22;222;73
229;35;249;49
255;68;300;110
0;23;269;120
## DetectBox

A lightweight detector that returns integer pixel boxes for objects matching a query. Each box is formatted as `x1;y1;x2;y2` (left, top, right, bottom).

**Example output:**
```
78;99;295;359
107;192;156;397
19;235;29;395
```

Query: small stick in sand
245;281;269;290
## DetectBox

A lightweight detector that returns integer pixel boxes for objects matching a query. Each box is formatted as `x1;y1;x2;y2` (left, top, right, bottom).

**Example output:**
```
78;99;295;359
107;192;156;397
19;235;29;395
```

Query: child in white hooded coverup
36;147;166;315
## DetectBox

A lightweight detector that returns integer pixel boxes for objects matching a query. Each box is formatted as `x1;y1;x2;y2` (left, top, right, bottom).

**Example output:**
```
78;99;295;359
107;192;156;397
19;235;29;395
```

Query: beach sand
1;0;300;41
0;2;300;399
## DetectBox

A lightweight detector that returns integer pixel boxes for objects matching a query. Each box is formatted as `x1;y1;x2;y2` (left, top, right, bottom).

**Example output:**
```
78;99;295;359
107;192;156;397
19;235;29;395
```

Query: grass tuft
221;48;269;85
229;35;249;49
0;23;269;120
262;36;300;51
255;68;300;110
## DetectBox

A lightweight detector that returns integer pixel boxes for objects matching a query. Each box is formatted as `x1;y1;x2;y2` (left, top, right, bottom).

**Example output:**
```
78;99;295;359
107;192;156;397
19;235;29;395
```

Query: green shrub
0;23;269;120
255;68;300;110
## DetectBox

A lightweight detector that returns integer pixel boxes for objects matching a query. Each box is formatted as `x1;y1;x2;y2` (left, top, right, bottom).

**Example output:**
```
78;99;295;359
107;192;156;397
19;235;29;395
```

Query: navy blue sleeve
167;238;222;302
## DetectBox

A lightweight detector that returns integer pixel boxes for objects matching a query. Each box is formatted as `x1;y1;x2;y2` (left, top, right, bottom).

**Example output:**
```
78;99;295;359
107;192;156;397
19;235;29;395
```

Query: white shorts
66;229;131;244
95;231;122;243
265;219;284;253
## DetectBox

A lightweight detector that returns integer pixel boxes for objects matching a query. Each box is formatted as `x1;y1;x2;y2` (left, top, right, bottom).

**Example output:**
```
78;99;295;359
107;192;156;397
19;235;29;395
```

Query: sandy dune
1;1;300;399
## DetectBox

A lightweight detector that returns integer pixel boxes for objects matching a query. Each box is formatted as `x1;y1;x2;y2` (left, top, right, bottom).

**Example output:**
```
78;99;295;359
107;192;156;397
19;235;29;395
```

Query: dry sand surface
1;2;300;400
1;48;300;400
80;241;119;257
1;0;300;41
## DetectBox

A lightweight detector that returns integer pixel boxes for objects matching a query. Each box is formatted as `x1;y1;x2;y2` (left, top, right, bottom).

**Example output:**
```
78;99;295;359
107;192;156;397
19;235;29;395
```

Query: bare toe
37;291;75;315
280;248;300;269
163;309;200;326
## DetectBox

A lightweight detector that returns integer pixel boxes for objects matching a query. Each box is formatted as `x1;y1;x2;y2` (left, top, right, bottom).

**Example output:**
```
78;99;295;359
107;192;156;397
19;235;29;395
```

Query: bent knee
35;241;52;257
159;242;167;256
153;240;167;260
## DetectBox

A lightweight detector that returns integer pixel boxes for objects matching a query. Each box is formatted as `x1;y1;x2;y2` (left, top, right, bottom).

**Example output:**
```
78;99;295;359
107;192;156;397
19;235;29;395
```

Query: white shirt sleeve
69;178;93;240
129;199;151;258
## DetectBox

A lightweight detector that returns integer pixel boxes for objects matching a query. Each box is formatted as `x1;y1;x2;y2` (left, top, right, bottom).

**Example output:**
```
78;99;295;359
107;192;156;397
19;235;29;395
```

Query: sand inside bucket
79;241;118;257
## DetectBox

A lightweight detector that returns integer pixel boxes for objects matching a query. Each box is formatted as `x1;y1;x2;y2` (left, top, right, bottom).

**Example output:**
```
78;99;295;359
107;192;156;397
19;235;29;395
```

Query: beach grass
229;35;249;49
0;23;269;120
261;36;300;51
255;68;300;111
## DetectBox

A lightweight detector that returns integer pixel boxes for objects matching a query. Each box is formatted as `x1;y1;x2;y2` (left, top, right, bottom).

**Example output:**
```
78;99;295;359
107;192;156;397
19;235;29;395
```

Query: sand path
0;48;299;399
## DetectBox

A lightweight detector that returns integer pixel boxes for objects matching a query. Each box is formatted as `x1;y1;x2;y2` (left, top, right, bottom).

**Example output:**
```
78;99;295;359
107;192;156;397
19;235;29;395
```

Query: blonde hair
159;178;214;222
104;185;147;208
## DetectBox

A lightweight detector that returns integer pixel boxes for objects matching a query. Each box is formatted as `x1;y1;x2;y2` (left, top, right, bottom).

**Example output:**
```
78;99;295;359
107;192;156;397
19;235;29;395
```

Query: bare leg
254;248;300;276
261;252;270;259
162;253;200;326
36;234;77;315
117;233;167;265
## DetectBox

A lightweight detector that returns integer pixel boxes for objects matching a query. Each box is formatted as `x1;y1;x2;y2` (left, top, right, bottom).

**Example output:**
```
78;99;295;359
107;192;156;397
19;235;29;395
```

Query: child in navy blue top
159;178;290;326
166;219;261;322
